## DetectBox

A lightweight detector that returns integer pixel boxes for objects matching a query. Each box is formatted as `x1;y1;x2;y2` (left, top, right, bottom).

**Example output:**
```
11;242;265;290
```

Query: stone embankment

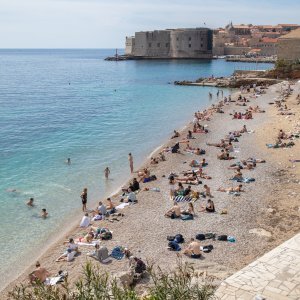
226;57;276;63
174;70;281;88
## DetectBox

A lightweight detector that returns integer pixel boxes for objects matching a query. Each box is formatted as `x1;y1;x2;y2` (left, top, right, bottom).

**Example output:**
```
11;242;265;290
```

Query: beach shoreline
2;81;300;298
0;89;232;294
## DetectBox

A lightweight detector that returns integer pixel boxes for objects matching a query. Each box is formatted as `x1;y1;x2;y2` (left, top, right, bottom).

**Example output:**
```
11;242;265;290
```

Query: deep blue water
0;49;273;288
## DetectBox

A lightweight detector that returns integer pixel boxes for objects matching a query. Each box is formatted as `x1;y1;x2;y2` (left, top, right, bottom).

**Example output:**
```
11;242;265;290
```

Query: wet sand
2;81;300;298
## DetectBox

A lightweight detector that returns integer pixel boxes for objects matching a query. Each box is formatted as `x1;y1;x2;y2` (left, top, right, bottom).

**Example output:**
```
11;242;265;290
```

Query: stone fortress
125;28;213;59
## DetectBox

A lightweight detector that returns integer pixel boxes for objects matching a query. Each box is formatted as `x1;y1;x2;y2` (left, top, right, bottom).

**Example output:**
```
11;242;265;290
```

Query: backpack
167;235;175;241
101;231;112;240
174;234;184;243
217;235;228;241
196;234;205;241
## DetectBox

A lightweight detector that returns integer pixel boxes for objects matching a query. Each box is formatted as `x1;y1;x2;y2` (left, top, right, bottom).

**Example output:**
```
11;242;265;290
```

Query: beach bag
150;175;157;181
227;236;236;243
196;234;205;241
217;235;228;241
200;149;206;155
174;234;184;243
204;233;215;240
167;236;175;241
101;231;112;240
181;214;193;221
202;245;214;253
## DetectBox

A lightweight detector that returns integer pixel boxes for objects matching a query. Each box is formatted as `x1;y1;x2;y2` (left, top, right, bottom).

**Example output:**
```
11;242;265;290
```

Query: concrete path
215;233;300;299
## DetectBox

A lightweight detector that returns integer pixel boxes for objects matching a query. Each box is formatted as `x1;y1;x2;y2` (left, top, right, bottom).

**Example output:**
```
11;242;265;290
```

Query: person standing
81;188;88;211
104;167;110;179
128;153;134;173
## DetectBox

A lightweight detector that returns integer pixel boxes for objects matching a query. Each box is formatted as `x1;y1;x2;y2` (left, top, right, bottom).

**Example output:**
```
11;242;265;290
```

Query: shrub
8;260;215;300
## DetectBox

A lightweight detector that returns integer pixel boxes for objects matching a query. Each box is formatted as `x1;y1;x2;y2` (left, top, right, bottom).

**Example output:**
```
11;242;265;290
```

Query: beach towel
174;195;192;202
237;177;255;183
181;214;193;221
110;246;125;260
45;277;63;286
76;241;99;246
228;191;240;196
92;215;103;221
116;203;130;210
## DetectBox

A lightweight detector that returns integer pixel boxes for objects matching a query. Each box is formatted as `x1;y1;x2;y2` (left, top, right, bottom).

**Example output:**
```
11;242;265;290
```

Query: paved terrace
215;233;300;299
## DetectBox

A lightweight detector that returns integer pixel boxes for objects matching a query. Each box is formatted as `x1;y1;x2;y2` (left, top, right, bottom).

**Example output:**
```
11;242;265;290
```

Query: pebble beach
2;80;300;298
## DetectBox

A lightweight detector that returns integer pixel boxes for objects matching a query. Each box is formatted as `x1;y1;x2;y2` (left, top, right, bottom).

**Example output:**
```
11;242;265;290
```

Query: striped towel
174;195;192;202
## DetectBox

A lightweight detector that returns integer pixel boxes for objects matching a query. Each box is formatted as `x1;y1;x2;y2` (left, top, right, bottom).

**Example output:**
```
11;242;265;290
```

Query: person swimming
66;158;71;165
41;208;48;218
27;197;34;207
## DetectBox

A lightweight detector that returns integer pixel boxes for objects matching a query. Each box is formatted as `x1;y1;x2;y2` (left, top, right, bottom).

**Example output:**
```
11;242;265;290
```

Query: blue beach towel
110;246;125;260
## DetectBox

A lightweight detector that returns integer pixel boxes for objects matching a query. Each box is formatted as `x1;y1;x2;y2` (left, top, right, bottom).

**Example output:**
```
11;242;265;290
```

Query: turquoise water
0;49;273;288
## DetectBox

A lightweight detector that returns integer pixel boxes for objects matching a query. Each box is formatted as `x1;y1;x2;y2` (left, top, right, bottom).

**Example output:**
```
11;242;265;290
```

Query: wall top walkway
215;233;300;299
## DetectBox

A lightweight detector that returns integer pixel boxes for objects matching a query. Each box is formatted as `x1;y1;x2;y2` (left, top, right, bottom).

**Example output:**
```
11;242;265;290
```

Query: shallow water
0;49;273;289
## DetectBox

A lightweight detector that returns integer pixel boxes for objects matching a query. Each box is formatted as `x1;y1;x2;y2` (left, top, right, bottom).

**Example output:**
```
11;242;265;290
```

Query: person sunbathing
165;202;181;219
150;157;159;165
225;142;234;152
56;248;76;262
218;184;244;193
240;125;248;133
201;184;212;197
125;188;137;203
246;157;265;163
87;244;111;263
183;238;202;258
29;261;50;284
228;162;255;170
207;139;226;148
175;182;185;195
278;129;288;140
176;174;198;183
171;130;180;139
231;169;243;180
183;167;211;179
181;203;195;216
193;124;207;133
106;198;116;214
158;152;166;161
199;199;215;213
218;151;234;160
138;168;150;182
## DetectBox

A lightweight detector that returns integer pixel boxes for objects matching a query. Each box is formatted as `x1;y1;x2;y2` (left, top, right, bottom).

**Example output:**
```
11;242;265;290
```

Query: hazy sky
0;0;299;48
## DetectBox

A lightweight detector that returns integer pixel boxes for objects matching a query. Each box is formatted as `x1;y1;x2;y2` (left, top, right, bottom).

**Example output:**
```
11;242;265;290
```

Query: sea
0;49;273;290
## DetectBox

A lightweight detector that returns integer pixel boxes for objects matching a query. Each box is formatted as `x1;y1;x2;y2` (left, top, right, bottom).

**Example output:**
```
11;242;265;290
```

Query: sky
0;0;299;48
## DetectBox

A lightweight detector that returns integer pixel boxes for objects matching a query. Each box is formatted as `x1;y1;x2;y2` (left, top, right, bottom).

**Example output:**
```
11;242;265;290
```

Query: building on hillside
278;24;300;32
125;28;213;59
278;28;300;61
250;37;278;56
